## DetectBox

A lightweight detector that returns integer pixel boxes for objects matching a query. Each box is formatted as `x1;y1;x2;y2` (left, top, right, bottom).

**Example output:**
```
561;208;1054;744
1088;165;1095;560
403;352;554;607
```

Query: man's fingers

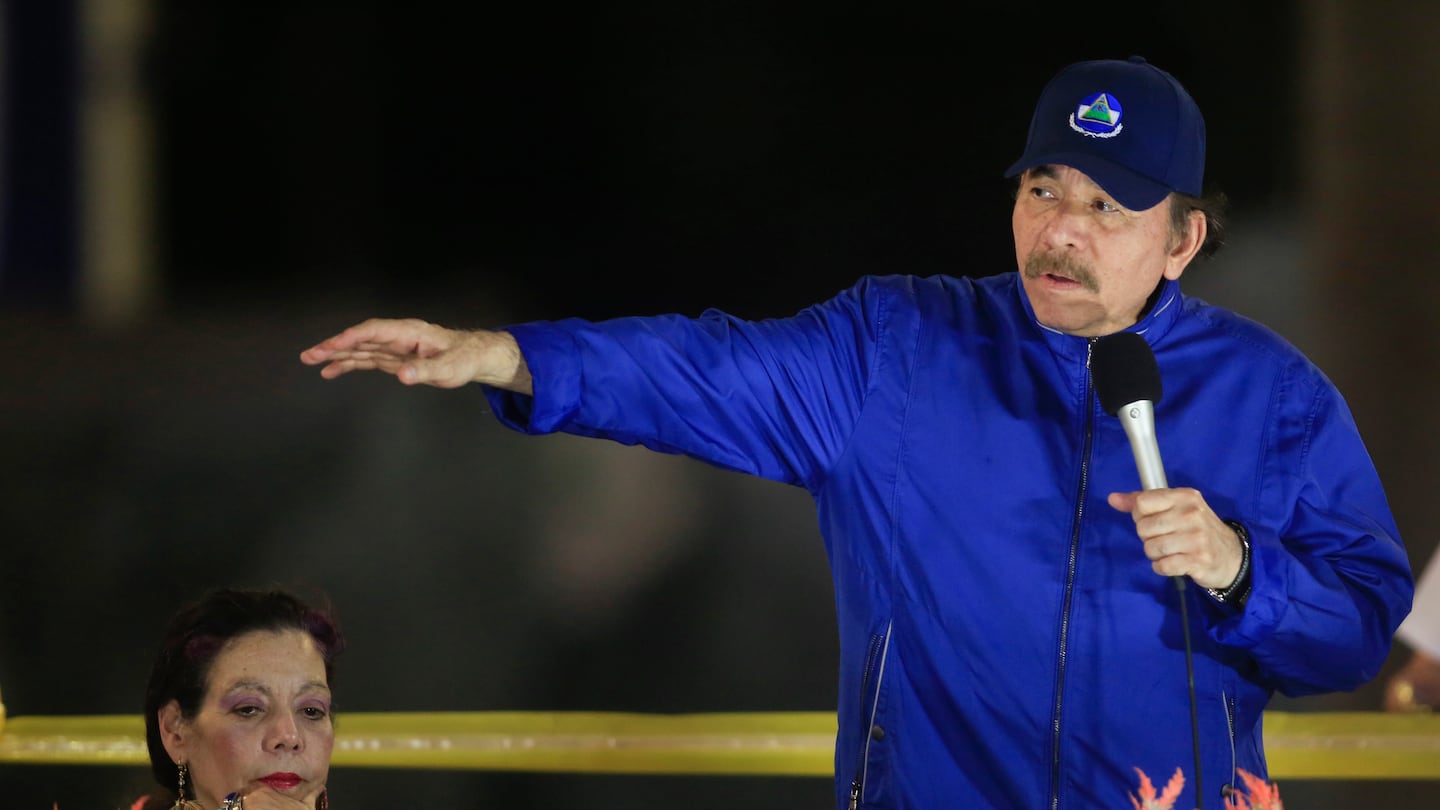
302;318;456;382
1150;557;1188;578
1107;491;1138;514
312;350;411;380
300;319;440;364
1142;538;1166;560
299;344;335;365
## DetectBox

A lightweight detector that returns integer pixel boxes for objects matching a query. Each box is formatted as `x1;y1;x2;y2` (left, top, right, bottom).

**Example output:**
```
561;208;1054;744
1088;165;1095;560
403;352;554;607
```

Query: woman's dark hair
142;587;346;791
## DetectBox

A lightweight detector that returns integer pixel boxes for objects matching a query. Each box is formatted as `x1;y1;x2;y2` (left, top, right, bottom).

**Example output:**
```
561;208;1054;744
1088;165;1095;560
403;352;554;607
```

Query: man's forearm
473;329;533;395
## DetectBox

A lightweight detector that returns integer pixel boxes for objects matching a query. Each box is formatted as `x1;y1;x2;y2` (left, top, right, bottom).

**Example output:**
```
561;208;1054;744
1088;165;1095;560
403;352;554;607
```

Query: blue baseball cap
1004;56;1205;211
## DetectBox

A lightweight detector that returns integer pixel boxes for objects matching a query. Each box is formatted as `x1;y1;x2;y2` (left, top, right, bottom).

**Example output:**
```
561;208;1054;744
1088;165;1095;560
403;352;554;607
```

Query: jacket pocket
849;621;892;810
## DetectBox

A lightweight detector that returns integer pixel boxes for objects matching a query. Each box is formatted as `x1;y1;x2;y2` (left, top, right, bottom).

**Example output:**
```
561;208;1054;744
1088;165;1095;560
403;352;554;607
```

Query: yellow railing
3;708;1439;779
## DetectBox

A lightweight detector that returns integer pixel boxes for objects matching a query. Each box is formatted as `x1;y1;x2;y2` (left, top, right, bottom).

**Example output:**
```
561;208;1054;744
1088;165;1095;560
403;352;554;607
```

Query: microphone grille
1091;332;1163;415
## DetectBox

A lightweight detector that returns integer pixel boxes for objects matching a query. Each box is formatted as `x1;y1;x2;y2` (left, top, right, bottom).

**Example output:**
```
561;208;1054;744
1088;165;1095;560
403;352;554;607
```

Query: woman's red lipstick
260;772;302;790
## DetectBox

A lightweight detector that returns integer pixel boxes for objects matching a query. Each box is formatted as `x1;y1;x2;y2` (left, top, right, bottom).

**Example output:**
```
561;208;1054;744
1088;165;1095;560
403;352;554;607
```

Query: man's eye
1094;199;1119;212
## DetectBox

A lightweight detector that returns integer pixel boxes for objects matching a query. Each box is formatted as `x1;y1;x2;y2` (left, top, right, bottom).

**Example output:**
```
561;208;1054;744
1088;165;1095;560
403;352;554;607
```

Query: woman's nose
266;713;303;750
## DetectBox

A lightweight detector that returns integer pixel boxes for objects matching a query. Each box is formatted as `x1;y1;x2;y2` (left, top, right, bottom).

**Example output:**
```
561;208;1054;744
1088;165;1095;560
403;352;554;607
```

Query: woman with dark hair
137;587;345;809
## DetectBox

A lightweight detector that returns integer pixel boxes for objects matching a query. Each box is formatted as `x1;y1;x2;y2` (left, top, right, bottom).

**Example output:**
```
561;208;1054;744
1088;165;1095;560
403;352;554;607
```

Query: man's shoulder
1183;297;1308;355
1179;297;1333;386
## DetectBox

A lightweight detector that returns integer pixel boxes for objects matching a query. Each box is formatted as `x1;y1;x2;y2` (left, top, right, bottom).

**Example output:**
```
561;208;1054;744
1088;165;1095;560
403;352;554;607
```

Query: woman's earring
171;762;202;809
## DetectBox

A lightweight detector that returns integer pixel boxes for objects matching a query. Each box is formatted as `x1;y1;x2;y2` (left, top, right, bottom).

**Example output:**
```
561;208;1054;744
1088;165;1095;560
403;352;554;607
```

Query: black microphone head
1091;331;1163;415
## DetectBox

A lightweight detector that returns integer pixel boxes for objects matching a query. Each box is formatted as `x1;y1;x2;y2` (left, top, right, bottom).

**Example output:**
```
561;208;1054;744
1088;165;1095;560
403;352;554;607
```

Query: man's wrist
1205;520;1251;607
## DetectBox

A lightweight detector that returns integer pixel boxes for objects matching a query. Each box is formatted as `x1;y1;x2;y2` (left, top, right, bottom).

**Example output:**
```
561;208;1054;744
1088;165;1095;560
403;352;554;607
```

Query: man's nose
1035;198;1095;249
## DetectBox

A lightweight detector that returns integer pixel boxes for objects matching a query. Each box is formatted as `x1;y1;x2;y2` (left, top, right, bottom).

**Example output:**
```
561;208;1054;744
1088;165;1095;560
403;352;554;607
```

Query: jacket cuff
482;321;584;434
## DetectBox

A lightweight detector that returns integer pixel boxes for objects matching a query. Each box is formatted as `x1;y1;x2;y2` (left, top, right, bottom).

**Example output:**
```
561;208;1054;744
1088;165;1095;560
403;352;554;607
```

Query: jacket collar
1015;275;1184;364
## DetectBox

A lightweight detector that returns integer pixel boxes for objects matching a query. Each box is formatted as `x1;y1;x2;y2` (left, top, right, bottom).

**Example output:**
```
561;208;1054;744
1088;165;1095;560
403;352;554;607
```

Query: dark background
145;2;1295;321
4;1;1437;808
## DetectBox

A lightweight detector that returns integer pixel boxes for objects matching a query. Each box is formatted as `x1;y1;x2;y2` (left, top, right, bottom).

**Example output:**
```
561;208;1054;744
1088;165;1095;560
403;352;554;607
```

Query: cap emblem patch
1069;92;1123;139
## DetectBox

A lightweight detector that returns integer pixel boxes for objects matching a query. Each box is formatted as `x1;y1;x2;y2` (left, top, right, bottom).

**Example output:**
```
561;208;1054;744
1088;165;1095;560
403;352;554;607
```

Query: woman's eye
302;706;329;720
233;705;262;718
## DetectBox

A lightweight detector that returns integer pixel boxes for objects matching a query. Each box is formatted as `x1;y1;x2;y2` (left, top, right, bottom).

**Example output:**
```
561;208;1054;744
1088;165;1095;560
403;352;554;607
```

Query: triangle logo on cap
1070;92;1123;138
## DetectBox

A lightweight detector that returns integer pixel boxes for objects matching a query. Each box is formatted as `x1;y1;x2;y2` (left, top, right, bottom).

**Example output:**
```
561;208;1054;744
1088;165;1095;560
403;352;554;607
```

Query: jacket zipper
1050;338;1098;810
849;622;892;810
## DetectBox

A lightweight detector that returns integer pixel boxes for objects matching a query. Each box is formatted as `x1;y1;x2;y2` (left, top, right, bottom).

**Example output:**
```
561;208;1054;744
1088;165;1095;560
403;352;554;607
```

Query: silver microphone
1115;399;1167;490
1091;331;1167;491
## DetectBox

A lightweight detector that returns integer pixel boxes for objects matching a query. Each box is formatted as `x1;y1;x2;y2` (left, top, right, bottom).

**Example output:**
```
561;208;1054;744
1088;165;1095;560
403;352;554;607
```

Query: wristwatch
1205;520;1252;606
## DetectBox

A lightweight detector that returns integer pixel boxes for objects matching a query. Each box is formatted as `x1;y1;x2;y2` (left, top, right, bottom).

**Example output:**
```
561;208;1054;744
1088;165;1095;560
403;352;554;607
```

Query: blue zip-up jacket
483;272;1412;809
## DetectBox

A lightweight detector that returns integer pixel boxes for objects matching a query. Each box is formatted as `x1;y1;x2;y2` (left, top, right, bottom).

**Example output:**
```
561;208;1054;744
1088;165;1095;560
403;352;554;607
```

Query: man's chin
1030;304;1102;337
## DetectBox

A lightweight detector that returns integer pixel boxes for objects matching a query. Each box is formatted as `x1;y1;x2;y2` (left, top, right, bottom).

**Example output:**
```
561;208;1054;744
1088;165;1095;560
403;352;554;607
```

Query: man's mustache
1024;252;1099;292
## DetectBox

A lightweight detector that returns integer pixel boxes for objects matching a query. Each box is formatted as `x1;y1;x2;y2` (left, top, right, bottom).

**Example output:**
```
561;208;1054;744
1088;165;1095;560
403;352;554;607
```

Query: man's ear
158;700;189;763
1163;207;1206;281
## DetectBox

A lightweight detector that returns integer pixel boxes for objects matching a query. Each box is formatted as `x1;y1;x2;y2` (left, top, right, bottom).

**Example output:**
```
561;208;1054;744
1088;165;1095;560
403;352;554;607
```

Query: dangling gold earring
172;762;203;810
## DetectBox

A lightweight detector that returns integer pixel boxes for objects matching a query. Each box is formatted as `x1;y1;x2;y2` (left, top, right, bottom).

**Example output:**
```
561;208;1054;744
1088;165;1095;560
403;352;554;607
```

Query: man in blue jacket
301;56;1413;809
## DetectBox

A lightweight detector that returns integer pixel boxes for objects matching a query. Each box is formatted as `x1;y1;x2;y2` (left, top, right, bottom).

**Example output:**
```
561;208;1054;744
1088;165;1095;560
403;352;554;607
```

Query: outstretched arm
299;317;533;394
